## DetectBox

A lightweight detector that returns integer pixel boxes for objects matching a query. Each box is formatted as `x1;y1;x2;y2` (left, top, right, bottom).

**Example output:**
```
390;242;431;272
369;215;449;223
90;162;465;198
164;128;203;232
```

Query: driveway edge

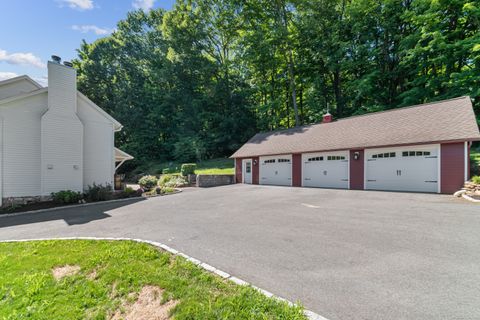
0;197;145;218
0;237;328;320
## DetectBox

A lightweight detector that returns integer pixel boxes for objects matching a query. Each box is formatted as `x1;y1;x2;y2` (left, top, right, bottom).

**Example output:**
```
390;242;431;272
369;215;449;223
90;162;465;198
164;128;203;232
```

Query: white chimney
47;56;77;114
41;55;84;195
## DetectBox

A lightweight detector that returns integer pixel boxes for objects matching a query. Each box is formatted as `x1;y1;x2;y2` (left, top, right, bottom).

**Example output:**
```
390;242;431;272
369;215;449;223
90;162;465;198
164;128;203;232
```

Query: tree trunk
333;68;344;117
288;51;300;126
299;83;304;125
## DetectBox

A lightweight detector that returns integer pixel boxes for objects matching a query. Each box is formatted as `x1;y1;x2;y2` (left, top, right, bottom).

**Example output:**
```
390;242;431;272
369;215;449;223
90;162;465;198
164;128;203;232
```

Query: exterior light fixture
354;152;360;160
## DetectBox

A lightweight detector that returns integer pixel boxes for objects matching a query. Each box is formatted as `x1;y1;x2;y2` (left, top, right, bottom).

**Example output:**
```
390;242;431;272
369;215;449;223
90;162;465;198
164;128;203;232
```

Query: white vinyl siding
0;94;47;197
365;144;439;193
77;97;115;188
259;155;292;186
302;151;349;189
41;112;84;195
0;78;39;100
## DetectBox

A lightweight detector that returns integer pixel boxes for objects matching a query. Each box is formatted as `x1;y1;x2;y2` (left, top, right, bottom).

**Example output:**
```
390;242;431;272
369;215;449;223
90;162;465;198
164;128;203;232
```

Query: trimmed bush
472;176;480;184
138;175;158;190
181;163;196;176
51;190;83;204
84;184;113;202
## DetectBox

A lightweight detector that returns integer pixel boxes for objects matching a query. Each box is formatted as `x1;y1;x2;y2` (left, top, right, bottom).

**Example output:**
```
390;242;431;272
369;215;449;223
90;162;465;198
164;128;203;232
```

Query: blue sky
0;0;175;86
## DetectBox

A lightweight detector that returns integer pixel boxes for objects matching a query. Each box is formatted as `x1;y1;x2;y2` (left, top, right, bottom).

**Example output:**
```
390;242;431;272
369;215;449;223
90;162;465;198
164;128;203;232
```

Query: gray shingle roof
231;96;480;158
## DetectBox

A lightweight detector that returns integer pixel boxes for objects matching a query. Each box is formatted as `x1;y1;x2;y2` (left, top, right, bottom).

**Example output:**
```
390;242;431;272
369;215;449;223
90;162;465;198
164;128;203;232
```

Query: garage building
231;96;480;193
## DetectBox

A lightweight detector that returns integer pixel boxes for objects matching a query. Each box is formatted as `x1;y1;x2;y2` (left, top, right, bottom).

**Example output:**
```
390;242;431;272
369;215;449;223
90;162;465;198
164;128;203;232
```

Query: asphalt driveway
1;185;479;320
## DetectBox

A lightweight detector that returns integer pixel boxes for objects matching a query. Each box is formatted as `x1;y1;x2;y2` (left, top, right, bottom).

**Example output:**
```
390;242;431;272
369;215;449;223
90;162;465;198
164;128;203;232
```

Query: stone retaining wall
196;174;235;188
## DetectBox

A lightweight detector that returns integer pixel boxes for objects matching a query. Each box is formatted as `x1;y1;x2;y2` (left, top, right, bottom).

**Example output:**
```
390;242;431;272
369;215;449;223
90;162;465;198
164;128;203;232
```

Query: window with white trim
278;158;291;163
307;156;324;161
263;159;275;164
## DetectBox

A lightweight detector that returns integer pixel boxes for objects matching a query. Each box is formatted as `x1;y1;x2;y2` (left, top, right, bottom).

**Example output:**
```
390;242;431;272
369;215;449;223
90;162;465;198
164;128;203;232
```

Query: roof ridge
335;96;470;123
253;96;470;137
0;75;42;88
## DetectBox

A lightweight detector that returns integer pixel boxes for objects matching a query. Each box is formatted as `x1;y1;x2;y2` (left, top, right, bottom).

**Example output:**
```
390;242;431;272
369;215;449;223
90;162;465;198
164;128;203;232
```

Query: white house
0;56;133;207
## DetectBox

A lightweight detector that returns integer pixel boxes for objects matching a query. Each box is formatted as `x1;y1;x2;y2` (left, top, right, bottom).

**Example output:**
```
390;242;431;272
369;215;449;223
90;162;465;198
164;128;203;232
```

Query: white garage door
365;145;439;193
302;151;349;189
259;155;292;186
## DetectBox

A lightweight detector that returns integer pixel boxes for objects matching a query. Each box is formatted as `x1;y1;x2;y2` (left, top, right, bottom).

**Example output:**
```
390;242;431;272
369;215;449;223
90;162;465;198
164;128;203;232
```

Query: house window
264;159;275;164
246;162;251;173
308;156;323;162
278;158;290;163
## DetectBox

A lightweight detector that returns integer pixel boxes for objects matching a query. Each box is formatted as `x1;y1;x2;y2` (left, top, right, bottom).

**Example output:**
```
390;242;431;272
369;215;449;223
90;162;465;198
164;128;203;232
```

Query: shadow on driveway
0;198;145;228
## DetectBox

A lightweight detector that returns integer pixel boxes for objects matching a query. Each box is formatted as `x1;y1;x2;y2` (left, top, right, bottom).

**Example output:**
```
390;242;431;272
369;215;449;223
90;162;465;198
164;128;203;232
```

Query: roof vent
63;61;73;68
322;112;333;123
51;55;61;64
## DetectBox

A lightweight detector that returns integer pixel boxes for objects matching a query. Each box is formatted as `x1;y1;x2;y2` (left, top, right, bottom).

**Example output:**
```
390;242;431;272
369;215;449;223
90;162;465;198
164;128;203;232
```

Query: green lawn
0;240;305;320
134;158;234;176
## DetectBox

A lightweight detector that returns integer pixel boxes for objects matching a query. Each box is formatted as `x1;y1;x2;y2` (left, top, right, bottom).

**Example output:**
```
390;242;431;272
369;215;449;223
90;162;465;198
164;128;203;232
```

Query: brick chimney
322;112;333;123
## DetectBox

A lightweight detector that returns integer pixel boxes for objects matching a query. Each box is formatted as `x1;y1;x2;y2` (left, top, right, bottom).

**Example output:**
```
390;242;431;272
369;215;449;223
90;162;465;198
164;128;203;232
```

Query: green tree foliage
73;0;480;163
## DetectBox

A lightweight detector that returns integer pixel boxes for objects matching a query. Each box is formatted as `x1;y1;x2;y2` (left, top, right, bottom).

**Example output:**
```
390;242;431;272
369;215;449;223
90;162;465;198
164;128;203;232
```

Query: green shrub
124;187;136;195
84;184;113;202
114;187;138;199
471;159;480;177
162;168;171;174
51;190;83;204
181;163;196;176
158;174;173;186
138;175;158;190
161;187;176;194
158;174;187;188
472;176;480;184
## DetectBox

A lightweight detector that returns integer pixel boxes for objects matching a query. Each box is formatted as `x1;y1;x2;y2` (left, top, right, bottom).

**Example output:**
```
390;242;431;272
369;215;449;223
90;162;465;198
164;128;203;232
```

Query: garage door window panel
307;156;323;162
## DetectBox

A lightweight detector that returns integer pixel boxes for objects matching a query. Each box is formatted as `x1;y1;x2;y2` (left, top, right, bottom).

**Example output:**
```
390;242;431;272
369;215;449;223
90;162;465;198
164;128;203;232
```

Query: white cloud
58;0;94;10
33;76;48;87
0;49;45;68
0;72;19;81
72;25;113;35
132;0;155;11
